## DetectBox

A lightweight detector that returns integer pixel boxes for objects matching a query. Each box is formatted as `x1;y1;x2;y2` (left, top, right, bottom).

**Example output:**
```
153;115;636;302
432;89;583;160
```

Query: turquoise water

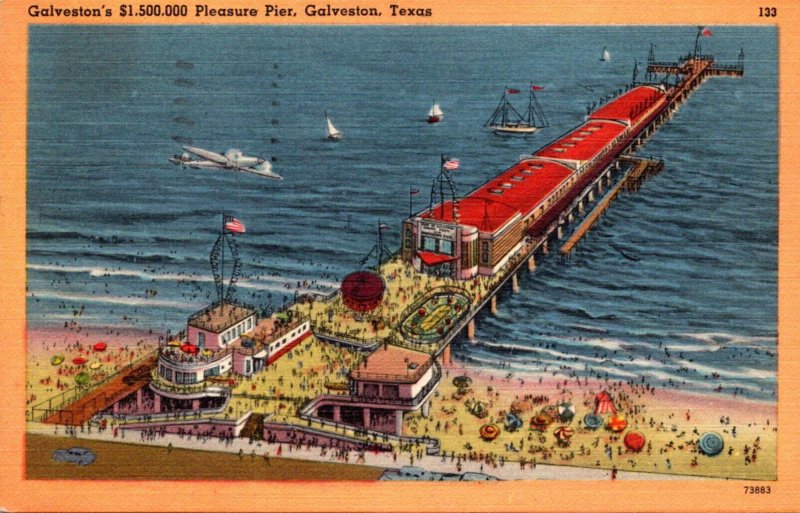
26;26;777;400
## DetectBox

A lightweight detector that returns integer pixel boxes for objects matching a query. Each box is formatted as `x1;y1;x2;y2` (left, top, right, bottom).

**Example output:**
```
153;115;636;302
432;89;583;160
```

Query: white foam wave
28;290;196;309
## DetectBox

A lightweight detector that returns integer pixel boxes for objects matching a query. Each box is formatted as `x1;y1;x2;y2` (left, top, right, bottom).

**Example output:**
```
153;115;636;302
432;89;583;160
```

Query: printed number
744;486;772;494
759;7;777;16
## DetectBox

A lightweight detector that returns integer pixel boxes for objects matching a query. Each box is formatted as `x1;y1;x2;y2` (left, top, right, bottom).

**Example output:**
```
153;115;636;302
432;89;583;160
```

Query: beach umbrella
89;362;102;370
698;432;725;456
479;424;501;441
504;412;523;432
181;343;198;354
50;355;65;366
202;348;214;357
530;413;553;431
75;372;90;386
607;414;628;432
167;340;181;347
453;375;472;389
624;431;646;452
594;391;617;415
72;357;87;366
510;399;533;414
93;342;107;352
466;399;488;418
558;403;576;422
583;413;603;430
542;405;559;419
554;426;575;443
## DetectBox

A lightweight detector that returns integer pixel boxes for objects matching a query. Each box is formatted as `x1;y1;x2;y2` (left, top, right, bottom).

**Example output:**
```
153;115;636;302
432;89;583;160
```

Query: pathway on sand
27;422;709;481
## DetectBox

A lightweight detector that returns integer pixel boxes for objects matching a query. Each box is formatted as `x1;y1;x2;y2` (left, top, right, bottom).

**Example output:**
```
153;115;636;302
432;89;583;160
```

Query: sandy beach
26;321;776;480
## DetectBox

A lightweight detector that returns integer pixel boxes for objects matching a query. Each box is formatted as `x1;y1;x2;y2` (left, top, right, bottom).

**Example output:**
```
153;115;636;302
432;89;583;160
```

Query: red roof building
401;85;669;280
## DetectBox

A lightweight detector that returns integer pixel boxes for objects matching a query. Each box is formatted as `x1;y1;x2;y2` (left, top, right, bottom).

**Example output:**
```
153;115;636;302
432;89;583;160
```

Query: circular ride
400;290;470;342
341;271;386;312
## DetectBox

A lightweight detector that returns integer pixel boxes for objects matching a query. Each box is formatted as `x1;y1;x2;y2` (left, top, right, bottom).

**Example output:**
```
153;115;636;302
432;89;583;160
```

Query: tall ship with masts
485;84;549;135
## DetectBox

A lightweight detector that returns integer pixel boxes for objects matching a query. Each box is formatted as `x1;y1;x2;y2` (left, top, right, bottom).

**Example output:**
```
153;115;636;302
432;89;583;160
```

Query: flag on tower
379;223;391;231
700;27;713;37
224;216;246;233
410;187;420;196
443;159;460;171
531;84;545;91
506;88;521;94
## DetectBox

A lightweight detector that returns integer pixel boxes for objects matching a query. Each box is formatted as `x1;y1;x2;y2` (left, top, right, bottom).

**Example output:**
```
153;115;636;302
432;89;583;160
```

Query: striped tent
594;391;617;415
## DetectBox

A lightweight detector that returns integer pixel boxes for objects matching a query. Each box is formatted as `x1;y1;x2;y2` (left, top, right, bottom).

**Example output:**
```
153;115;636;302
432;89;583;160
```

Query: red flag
410;188;420;196
506;88;521;94
225;217;246;233
700;27;713;37
531;85;545;91
443;159;460;171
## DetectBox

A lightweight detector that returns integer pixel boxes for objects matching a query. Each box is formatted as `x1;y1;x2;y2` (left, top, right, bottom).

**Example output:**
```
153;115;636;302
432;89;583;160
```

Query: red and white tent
594;391;617;415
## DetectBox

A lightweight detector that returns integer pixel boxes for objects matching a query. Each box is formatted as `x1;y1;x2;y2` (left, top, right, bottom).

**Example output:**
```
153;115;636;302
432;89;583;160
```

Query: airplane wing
182;145;229;165
242;163;283;180
186;160;226;169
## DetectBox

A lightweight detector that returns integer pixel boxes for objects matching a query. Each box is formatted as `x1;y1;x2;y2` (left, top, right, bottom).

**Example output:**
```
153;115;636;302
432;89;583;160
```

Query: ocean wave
28;290;196;309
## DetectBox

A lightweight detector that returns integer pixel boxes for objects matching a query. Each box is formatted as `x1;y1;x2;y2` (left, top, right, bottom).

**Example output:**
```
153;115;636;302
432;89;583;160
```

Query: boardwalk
43;356;157;426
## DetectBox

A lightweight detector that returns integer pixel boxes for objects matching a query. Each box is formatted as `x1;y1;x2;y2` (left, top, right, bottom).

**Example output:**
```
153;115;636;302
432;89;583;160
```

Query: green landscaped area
400;292;470;342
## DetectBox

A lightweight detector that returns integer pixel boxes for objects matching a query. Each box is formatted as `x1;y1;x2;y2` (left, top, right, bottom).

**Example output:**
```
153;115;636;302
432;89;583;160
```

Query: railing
28;351;157;422
158;344;235;366
149;371;232;397
297;406;441;456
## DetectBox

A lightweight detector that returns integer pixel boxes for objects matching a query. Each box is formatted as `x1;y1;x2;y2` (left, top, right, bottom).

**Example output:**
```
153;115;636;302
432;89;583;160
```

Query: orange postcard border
1;1;798;511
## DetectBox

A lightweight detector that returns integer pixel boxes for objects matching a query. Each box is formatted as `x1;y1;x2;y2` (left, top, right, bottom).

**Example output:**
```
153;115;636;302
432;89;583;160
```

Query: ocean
26;25;777;401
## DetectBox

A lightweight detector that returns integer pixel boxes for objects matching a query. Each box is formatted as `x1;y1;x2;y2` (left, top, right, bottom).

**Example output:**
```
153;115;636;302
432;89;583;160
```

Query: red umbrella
624;431;646;452
479;424;501;441
181;343;198;354
72;357;87;365
93;342;107;352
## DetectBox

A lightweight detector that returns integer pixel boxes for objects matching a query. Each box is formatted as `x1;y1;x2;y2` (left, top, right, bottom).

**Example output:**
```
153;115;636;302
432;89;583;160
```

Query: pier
559;156;663;256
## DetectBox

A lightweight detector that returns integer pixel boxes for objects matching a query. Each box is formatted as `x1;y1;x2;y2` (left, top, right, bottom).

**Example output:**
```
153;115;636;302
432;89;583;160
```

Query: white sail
428;103;444;118
601;47;611;62
325;111;341;139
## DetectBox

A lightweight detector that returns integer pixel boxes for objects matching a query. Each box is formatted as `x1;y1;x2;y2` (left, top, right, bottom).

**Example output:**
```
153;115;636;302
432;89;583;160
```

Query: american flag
225;216;246;233
443;159;460;171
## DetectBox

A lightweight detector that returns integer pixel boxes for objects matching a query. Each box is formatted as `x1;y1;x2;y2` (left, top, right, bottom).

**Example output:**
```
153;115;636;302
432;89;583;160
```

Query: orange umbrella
479;424;501;441
607;414;628;432
530;414;553;431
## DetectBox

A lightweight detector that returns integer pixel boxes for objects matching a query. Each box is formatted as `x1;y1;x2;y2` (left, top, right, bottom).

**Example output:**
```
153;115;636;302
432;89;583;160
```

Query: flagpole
409;186;413;218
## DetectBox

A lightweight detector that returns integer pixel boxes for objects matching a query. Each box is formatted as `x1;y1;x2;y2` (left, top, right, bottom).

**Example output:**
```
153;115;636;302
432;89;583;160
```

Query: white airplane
168;145;283;180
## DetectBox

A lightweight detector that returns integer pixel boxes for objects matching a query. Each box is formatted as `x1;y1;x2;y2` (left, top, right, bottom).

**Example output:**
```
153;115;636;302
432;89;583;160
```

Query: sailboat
325;110;342;140
485;85;549;135
600;46;611;62
427;101;443;123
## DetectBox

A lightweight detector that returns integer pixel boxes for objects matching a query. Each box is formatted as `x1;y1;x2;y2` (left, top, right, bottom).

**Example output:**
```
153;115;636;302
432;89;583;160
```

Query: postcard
0;0;797;511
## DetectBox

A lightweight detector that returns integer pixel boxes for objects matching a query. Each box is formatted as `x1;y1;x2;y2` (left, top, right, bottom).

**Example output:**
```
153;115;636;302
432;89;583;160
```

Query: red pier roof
535;120;627;168
421;158;573;233
589;85;667;126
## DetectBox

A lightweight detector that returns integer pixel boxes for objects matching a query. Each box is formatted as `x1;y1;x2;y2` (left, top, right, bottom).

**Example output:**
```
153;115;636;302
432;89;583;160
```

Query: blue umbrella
698;432;724;456
505;412;523;432
583;413;603;430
